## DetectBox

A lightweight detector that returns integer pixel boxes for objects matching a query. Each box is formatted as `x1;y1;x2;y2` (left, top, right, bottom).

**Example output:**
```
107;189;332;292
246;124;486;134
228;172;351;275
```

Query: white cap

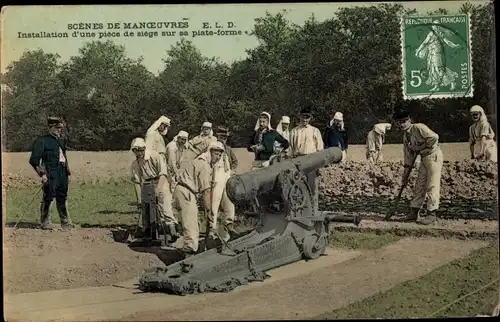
333;112;343;121
131;137;146;150
470;105;483;113
281;116;290;123
209;141;225;151
202;121;212;128
177;130;188;138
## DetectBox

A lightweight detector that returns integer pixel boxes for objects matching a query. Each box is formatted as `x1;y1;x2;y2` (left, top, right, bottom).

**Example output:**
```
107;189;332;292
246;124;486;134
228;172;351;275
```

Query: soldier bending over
393;109;443;225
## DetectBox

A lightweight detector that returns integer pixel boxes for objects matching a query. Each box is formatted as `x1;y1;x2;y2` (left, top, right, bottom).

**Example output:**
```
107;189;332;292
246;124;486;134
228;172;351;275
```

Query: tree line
1;2;495;152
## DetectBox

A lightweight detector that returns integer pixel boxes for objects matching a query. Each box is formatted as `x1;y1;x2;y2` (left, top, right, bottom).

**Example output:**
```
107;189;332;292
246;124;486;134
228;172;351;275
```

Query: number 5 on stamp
401;14;473;100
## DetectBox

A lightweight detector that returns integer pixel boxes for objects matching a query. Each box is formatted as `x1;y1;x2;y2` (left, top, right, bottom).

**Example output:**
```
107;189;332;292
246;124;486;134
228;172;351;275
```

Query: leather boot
418;210;437;225
56;200;72;231
224;223;240;240
40;200;53;230
404;208;420;222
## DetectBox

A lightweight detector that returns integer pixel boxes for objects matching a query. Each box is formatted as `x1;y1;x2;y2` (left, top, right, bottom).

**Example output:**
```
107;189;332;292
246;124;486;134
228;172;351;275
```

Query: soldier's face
50;125;64;138
396;118;411;131
282;123;289;131
333;119;342;128
471;112;481;122
158;123;170;133
300;115;311;125
259;117;269;129
210;149;223;163
177;137;187;145
133;148;145;159
217;133;228;143
201;127;211;135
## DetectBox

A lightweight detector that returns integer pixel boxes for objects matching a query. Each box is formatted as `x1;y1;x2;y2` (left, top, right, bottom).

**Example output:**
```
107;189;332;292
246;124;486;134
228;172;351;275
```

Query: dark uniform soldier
29;117;73;230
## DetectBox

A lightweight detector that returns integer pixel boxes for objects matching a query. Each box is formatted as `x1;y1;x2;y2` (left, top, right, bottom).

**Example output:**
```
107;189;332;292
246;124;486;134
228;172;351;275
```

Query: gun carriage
136;147;361;295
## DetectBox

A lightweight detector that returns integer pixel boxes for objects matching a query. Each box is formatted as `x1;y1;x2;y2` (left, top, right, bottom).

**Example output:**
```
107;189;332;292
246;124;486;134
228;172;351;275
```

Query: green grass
314;242;500;319
5;180;139;227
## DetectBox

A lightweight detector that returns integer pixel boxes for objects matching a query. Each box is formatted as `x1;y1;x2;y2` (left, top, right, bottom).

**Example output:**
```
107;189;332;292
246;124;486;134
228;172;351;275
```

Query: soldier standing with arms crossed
393;109;443;225
29;117;73;231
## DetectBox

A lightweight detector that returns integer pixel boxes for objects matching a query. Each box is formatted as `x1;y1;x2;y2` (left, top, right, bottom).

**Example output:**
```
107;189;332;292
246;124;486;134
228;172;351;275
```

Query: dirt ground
1;143;474;188
3;227;164;294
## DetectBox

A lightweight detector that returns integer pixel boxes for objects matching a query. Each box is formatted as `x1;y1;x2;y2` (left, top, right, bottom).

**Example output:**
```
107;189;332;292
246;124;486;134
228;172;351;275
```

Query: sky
1;1;487;75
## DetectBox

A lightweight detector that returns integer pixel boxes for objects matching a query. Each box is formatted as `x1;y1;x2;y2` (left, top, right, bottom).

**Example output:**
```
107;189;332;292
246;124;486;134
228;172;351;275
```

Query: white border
401;13;473;100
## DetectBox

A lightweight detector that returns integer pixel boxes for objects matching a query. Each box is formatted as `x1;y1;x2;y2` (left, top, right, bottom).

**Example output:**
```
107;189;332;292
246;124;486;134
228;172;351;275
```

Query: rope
426;278;500;318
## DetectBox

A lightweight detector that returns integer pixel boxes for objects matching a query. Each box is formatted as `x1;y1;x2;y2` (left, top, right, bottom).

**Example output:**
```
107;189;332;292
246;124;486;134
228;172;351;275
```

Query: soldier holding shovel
29;117;73;231
389;109;443;225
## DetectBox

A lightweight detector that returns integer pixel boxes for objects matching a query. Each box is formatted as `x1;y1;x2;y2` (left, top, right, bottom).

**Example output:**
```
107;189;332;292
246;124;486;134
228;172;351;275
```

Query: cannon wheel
302;234;327;260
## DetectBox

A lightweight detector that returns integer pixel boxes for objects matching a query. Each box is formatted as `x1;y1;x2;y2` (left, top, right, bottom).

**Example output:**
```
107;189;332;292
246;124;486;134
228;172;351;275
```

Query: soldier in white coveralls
187;121;217;158
469;105;497;163
393;109;443;225
366;123;392;163
130;138;179;233
211;126;238;241
145;115;171;156
166;130;189;192
172;141;225;256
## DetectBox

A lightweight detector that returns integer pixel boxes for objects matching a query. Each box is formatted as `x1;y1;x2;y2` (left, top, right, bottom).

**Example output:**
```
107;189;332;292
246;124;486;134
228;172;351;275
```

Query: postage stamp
401;14;473;100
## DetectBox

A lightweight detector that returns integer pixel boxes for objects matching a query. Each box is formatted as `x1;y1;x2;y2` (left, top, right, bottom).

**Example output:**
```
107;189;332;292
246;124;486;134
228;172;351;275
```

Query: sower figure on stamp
366;123;392;163
393;109;443;225
248;111;289;170
469;105;497;163
29;117;73;231
172;141;225;256
212;126;238;241
289;107;324;210
130;138;180;237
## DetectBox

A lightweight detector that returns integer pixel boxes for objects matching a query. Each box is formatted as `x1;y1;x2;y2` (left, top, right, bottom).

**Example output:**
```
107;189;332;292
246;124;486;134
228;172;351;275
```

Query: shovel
384;155;418;221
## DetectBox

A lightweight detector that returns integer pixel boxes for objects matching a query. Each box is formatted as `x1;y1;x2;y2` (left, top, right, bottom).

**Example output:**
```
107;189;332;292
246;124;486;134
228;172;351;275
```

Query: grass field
2;143;472;187
3;142;499;318
315;241;500;319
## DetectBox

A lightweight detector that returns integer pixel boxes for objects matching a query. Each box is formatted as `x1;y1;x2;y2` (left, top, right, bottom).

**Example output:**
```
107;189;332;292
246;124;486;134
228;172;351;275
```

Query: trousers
41;165;70;226
209;173;235;230
410;148;443;211
173;185;199;252
473;140;497;162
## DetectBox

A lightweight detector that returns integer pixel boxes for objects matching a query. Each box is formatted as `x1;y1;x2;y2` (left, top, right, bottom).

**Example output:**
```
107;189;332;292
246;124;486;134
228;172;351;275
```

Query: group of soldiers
28;103;496;255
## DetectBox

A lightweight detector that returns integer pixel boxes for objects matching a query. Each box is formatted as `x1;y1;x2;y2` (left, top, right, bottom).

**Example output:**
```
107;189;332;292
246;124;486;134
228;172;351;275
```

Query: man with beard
393;108;443;225
324;111;348;161
469;105;497;162
29;117;73;231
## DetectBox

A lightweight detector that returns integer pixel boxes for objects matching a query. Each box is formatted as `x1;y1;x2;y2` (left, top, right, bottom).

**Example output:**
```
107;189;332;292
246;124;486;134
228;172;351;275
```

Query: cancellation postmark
401;14;473;100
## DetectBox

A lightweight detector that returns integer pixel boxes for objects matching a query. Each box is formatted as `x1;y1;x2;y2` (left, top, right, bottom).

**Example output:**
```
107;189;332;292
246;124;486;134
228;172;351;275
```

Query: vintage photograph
1;1;498;320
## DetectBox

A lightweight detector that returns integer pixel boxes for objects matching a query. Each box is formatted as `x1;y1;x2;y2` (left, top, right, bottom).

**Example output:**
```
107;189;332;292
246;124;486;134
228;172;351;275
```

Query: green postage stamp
401;14;473;100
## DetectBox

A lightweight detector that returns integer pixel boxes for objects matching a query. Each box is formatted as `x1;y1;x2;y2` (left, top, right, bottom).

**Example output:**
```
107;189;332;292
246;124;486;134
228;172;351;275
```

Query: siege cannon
138;147;361;295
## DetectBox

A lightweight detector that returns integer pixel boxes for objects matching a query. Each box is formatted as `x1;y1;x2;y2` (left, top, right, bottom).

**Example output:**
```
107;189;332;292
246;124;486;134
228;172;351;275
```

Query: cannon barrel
226;147;343;202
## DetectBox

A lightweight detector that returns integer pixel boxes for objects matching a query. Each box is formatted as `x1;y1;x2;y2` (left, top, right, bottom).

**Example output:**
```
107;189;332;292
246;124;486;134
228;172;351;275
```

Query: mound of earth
3;228;164;294
318;160;498;201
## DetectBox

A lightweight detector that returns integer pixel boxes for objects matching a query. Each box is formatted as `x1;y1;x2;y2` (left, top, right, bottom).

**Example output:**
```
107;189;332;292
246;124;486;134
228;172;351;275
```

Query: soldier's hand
41;174;48;185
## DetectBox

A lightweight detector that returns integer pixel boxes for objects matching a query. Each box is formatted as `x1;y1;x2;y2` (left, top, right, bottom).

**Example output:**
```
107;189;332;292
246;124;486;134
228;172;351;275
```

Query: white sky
1;1;487;75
